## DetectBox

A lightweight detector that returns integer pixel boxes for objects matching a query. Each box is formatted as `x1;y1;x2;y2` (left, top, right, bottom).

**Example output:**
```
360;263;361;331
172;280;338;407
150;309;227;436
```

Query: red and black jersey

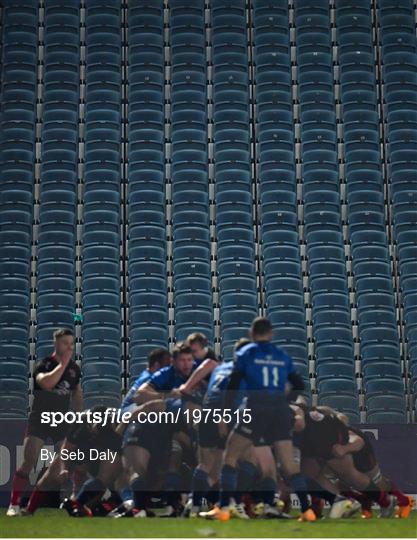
31;356;81;415
299;406;350;461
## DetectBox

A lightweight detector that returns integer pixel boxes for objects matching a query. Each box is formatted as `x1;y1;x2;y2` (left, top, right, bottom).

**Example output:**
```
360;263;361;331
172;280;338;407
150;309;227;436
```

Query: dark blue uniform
198;361;247;449
232;342;296;444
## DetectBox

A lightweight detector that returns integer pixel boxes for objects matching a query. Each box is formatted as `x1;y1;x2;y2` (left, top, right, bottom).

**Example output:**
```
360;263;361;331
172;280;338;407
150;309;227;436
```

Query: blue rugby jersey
234;341;295;402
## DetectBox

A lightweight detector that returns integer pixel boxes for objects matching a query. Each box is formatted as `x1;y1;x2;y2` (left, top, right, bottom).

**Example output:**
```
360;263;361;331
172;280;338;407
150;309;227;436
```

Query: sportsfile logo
40;408;252;427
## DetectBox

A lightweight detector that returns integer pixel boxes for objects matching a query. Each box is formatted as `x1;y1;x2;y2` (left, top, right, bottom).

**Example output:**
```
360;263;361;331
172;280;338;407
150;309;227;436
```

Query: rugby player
201;317;310;521
185;338;250;518
121;343;195;517
334;414;414;519
293;403;397;518
7;328;82;517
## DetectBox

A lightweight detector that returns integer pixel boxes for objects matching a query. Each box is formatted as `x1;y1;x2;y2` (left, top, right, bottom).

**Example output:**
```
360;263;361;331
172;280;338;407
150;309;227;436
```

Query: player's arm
36;354;71;391
134;381;178;404
286;371;305;402
179;358;217;395
71;383;83;412
332;431;365;458
289;403;306;432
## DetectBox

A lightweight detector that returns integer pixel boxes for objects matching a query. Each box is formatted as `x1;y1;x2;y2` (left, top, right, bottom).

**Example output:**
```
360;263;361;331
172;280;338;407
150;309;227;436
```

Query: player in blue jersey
121;348;171;414
121;343;195;517
201;317;313;521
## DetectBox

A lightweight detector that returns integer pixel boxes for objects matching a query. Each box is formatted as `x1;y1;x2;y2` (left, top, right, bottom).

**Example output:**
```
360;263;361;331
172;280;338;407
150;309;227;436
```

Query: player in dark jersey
121;348;171;414
7;328;82;517
122;343;195;518
290;403;361;519
293;403;397;519
332;414;413;519
201;317;310;521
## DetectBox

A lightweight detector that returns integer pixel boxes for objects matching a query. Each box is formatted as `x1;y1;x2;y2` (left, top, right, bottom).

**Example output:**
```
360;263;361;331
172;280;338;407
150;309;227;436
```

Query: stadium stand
0;0;416;423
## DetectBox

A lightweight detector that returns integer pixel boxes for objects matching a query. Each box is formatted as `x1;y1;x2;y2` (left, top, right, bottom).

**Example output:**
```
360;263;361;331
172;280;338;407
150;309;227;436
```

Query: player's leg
8;435;45;516
327;454;396;517
123;444;151;516
274;439;309;515
301;456;363;520
200;430;253;519
190;420;225;515
72;457;123;512
250;445;283;518
160;437;185;517
25;457;64;514
382;475;414;518
189;446;217;514
221;430;253;505
238;445;260;504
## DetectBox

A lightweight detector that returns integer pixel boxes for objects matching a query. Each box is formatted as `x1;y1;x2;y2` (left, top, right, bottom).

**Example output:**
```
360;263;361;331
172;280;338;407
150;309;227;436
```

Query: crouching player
333;415;414;519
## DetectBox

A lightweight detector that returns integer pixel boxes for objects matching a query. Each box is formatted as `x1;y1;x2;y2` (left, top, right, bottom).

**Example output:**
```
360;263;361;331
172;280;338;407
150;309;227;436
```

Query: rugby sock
76;478;105;506
206;482;219;505
259;476;276;506
10;471;30;506
365;481;390;508
131;476;147;510
220;464;238;508
26;488;49;514
165;471;181;507
120;486;134;503
307;479;336;505
389;483;409;507
237;461;258;504
192;468;209;507
290;473;310;513
342;489;372;508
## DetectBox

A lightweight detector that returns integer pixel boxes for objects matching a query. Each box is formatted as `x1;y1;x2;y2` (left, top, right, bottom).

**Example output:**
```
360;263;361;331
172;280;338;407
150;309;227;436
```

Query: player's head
148;348;171;373
250;317;273;342
172;342;194;377
53;328;75;357
233;337;251;354
186;332;208;360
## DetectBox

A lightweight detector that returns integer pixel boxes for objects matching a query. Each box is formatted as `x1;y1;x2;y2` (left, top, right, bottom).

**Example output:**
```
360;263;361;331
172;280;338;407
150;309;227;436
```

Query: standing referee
7;328;82;517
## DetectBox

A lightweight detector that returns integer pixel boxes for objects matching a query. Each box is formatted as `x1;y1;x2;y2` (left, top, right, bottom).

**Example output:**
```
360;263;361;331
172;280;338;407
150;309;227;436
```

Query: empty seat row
0;2;39;383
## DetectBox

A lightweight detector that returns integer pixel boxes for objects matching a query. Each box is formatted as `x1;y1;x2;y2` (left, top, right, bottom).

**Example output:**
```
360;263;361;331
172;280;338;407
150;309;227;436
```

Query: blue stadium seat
366;411;406;423
318;395;359;421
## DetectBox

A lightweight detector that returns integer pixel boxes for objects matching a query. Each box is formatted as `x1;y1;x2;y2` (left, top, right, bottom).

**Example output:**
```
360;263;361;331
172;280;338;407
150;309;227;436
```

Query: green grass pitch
0;509;416;538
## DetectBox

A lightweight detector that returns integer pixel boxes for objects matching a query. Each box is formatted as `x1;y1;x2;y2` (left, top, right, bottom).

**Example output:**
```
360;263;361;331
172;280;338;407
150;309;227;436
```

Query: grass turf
0;509;416;538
